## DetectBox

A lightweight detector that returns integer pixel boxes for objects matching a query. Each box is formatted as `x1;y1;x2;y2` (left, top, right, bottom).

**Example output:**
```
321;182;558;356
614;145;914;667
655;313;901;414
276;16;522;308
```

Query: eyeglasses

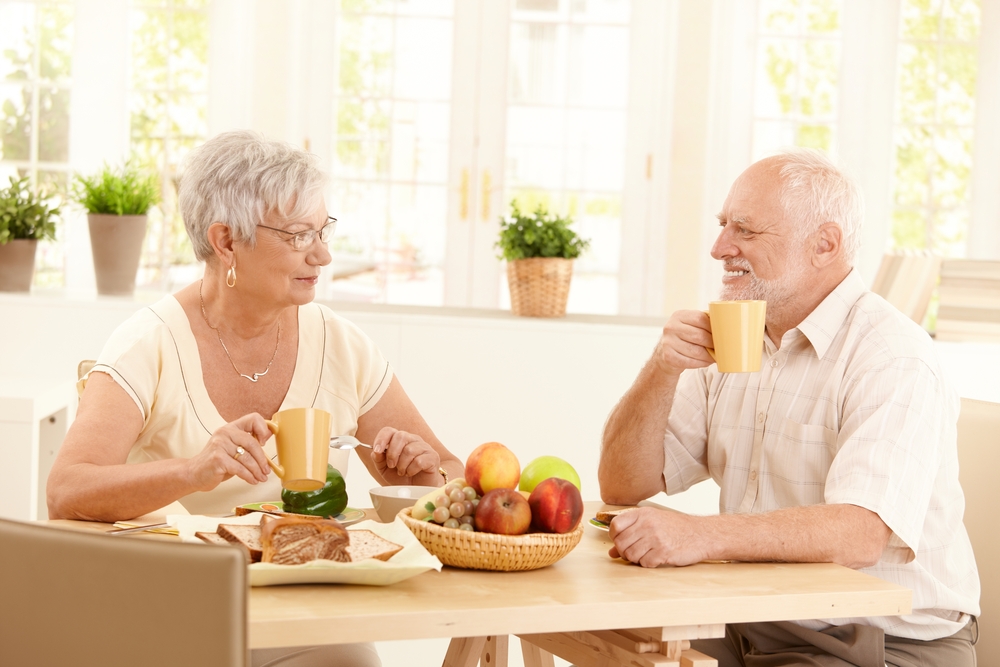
257;217;337;251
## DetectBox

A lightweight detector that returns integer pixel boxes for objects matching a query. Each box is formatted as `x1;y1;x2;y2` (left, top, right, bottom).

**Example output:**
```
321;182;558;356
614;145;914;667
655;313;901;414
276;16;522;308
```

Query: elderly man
599;149;979;667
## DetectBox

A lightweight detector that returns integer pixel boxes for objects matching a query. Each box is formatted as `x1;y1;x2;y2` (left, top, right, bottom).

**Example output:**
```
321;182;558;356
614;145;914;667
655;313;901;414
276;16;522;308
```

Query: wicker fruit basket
398;507;584;572
507;257;574;318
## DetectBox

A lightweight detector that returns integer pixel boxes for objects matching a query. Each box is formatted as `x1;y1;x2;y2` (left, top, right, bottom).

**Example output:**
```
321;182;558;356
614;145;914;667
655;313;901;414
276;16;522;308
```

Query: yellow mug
706;300;766;373
264;407;332;491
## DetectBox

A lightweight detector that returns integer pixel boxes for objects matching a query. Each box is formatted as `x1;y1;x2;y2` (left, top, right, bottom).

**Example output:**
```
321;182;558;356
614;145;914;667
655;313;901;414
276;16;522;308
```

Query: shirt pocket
765;419;838;507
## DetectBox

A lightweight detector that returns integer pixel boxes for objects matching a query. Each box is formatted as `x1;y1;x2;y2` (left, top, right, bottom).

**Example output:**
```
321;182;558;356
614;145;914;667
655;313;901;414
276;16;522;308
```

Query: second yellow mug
707;300;766;373
265;407;332;491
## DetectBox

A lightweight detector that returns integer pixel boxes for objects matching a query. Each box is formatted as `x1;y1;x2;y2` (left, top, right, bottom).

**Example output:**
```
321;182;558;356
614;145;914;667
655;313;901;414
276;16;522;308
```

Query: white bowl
369;485;440;523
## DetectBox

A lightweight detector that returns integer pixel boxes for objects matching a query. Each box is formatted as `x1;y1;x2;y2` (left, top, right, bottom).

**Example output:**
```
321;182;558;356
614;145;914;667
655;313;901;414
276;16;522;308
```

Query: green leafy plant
0;176;59;245
73;161;160;215
495;200;590;261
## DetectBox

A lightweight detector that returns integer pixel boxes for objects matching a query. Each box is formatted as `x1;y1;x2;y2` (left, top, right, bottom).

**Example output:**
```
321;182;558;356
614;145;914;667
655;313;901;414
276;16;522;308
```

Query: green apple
518;455;581;493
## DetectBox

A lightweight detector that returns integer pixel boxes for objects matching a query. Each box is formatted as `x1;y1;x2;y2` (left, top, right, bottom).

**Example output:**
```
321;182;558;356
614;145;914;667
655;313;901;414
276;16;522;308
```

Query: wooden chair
870;250;941;325
936;259;1000;342
957;397;1000;666
0;518;248;667
76;359;96;397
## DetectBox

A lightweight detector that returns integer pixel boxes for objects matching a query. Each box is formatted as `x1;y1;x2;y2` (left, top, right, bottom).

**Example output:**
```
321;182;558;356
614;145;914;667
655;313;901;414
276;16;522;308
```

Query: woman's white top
90;295;393;515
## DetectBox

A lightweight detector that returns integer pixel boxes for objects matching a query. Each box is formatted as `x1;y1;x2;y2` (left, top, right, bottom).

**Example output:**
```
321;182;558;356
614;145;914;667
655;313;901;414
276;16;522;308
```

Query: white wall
0;293;723;517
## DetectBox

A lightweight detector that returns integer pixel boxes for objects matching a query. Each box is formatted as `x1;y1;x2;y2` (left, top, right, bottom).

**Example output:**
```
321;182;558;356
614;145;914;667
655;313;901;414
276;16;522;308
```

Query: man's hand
652;310;716;376
608;506;707;567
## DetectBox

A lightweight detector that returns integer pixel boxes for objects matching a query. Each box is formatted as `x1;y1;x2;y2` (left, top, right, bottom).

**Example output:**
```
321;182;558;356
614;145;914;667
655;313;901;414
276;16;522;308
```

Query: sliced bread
594;507;639;525
217;524;263;563
195;531;232;547
261;517;350;565
346;530;403;562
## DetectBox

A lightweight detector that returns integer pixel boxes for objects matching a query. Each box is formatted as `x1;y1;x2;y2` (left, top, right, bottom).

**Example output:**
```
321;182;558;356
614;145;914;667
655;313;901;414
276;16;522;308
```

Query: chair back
0;519;248;667
936;259;1000;342
870;250;941;324
77;359;96;397
957;397;1000;665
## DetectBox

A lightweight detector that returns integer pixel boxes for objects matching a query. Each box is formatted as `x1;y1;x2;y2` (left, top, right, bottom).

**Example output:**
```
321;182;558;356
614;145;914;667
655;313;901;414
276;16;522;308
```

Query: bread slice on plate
262;516;350;565
594;507;640;525
217;524;264;563
195;531;232;547
346;530;403;562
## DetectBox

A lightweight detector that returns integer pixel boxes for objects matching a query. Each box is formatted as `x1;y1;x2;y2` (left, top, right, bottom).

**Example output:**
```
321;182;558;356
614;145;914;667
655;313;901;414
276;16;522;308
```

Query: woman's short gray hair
179;130;328;262
775;148;864;266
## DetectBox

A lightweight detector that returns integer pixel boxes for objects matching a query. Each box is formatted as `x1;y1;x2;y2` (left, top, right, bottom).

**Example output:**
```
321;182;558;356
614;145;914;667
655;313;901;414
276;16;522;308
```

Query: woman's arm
47;373;273;522
354;377;464;487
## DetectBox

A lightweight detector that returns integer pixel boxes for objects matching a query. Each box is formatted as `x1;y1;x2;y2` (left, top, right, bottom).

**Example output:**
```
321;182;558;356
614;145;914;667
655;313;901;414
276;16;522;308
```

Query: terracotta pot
0;239;38;292
506;257;574;318
88;214;148;296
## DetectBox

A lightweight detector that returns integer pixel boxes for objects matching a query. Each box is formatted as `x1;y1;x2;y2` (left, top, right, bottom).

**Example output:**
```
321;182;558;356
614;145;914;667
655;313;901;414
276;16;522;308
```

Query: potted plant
73;160;160;295
0;176;59;292
496;200;590;318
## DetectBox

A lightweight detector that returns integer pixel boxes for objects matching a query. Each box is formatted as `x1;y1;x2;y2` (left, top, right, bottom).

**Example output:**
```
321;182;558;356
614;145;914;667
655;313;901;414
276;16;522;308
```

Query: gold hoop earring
226;266;237;288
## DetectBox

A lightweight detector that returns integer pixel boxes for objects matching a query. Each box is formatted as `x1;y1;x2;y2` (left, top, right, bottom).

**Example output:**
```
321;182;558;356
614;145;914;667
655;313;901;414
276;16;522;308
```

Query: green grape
458;522;475;531
432;506;450;523
433;494;450;509
443;518;460;529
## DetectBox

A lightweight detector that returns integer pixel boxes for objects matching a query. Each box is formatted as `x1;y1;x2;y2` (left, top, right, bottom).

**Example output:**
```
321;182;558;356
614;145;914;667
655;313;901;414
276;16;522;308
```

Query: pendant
240;369;268;382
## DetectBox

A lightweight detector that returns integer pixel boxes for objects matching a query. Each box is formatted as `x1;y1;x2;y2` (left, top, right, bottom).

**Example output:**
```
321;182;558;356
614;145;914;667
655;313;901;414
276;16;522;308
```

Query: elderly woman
47;131;463;666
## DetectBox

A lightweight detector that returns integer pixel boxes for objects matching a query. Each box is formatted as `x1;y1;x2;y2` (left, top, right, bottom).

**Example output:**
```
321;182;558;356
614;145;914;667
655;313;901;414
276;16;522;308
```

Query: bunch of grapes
428;481;479;531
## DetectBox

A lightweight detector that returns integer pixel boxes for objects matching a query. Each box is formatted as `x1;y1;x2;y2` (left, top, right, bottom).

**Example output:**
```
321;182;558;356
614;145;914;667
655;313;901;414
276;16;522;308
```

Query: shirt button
749;470;758;481
757;412;765;423
770;358;779;368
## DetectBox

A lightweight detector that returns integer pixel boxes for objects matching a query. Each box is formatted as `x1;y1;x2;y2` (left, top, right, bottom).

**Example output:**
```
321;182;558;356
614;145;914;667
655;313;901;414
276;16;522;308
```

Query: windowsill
0;287;667;328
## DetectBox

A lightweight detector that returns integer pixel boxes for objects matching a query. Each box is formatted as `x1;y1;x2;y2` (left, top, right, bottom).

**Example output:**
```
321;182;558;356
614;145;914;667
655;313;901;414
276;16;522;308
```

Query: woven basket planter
506;257;573;318
398;507;583;572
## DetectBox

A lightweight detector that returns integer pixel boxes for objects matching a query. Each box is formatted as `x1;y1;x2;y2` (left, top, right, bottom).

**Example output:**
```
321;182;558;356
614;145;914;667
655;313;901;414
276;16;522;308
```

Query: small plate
588;518;610;532
237;502;367;527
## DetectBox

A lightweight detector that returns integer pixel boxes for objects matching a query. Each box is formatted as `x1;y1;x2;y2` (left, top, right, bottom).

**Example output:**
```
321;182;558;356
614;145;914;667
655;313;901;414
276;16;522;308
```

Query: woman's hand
186;413;273;491
371;426;443;484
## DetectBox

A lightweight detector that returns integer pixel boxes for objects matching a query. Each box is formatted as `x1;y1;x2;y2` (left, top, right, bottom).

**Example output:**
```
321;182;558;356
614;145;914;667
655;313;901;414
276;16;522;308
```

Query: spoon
269;436;372;463
329;435;373;451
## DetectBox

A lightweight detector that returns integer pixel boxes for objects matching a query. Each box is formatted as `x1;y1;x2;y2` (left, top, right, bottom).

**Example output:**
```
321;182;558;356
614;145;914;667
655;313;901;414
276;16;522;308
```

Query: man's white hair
178;130;328;262
774;148;864;266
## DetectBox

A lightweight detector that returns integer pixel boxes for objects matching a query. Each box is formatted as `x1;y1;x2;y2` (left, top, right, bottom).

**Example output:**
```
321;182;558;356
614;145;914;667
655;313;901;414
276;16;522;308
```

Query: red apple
528;477;584;534
474;488;532;535
465;442;520;496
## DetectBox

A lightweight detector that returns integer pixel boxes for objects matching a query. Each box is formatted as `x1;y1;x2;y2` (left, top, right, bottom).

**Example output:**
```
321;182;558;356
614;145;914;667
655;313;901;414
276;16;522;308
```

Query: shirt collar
793;268;867;358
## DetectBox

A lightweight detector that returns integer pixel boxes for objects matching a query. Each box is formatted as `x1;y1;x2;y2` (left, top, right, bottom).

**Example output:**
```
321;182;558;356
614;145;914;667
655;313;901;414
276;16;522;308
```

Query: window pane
0;83;31;160
505;5;628;315
331;3;453;306
942;0;980;40
938;43;977;125
129;0;208;291
752;0;841;159
891;0;980;257
37;85;70;162
896;42;939;124
0;3;35;81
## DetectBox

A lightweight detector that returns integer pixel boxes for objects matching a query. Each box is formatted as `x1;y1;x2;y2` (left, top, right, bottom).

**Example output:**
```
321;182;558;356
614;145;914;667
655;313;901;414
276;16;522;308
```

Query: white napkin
168;512;265;543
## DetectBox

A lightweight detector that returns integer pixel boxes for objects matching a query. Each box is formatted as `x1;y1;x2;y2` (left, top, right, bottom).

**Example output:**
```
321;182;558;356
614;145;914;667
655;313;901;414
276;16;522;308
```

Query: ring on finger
233;446;245;460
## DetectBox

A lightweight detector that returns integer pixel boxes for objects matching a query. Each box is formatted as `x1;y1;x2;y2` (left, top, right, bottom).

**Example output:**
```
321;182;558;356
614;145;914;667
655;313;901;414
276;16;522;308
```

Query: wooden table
247;502;912;666
49;502;913;667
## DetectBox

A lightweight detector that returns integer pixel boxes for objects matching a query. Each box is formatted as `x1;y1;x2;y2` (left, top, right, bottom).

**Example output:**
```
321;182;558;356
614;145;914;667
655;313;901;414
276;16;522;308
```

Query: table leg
520;637;555;667
481;635;509;667
442;636;488;667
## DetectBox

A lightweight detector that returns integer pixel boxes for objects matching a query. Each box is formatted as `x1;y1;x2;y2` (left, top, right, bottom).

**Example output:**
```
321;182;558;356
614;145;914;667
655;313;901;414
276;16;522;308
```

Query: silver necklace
199;281;281;383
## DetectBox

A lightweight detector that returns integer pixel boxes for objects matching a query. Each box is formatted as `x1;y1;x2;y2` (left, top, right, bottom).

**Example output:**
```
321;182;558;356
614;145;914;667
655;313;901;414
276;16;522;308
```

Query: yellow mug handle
703;310;717;362
263;419;286;479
